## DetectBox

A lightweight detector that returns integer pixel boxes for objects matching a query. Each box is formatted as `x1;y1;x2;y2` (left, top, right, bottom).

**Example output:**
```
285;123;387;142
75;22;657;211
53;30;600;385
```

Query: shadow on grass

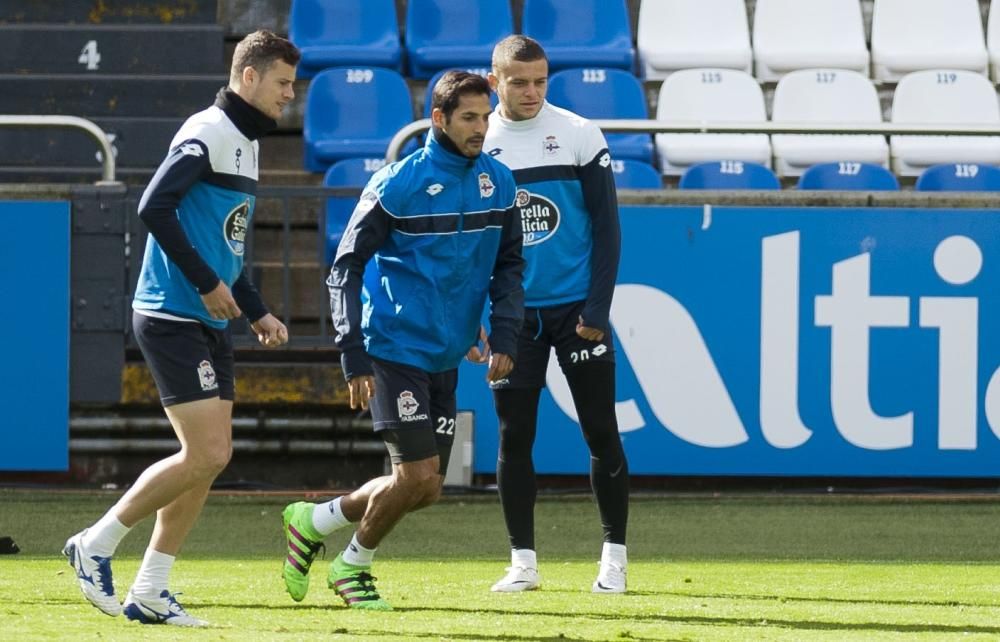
21;597;1000;636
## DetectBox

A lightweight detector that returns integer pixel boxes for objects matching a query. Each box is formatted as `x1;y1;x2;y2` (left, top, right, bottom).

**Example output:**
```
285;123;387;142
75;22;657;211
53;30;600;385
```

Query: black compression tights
495;361;629;551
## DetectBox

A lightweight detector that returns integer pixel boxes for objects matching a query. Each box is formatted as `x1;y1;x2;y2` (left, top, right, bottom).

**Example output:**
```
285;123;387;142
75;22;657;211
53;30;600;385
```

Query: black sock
565;362;630;545
494;387;541;551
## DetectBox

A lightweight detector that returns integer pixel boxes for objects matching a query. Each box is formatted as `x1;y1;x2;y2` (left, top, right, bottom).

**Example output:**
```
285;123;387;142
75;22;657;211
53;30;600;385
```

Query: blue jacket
329;131;525;377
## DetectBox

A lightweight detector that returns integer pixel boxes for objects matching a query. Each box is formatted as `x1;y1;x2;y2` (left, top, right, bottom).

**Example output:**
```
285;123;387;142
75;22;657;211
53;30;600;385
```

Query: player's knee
184;441;231;477
415;481;443;509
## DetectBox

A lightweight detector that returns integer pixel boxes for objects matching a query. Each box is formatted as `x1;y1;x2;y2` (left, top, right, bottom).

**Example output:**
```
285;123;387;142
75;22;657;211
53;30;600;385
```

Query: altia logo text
546;231;1000;451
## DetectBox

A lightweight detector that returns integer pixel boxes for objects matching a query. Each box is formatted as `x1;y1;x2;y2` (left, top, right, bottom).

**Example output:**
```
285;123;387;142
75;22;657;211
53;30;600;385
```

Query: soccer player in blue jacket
63;31;298;626
279;71;525;610
485;35;630;594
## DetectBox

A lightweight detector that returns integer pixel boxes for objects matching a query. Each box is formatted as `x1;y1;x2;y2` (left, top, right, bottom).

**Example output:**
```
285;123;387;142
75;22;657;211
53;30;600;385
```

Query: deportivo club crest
543;135;560;155
223;199;250;256
397;391;419;417
478;172;495;198
515;188;560;246
197;360;218;391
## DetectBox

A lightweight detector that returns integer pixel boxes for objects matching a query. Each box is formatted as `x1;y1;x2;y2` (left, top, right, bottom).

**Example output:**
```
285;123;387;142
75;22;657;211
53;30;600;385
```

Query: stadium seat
770;69;888;177
915;163;1000;191
871;0;988;82
323;158;387;264
522;0;634;72
610;159;662;189
679;161;780;190
989;0;1000;82
654;68;771;176
422;67;496;117
797;162;900;190
303;67;414;173
288;0;402;79
752;0;869;82
637;0;752;80
546;68;652;163
405;0;513;80
890;69;1000;176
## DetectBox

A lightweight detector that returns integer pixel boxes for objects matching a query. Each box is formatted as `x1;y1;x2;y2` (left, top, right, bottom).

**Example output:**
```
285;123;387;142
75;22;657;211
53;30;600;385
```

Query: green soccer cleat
282;502;326;602
327;553;393;611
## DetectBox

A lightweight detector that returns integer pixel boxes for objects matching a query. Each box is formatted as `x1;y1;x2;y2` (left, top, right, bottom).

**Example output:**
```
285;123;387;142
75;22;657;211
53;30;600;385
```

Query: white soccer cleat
62;530;122;616
592;561;627;594
491;566;540;592
122;590;209;627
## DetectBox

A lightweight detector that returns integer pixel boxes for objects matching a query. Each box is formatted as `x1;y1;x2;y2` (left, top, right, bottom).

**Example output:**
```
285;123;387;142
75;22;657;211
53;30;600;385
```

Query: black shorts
132;312;235;407
490;300;615;390
369;356;457;473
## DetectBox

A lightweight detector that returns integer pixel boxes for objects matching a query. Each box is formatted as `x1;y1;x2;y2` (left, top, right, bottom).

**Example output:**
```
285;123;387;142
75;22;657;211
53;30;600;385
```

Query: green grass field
2;490;999;640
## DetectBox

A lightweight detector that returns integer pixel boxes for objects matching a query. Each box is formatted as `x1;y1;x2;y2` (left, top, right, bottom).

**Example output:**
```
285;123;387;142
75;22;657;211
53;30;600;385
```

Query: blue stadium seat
547;68;652;162
323;158;387;264
422;67;497;117
679;161;781;190
522;0;635;71
405;0;513;79
611;159;661;189
303;67;414;172
915;163;1000;191
797;162;900;191
289;0;402;79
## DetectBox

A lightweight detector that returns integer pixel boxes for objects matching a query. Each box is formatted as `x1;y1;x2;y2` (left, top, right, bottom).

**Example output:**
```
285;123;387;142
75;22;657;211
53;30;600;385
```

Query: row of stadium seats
290;0;633;79
642;0;1000;82
321;159;1000;264
302;65;1000;176
290;0;1000;83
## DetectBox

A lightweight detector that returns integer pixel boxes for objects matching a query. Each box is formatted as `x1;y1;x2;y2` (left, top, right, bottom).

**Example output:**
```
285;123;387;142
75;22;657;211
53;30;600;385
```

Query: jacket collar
214;87;277;141
425;127;477;174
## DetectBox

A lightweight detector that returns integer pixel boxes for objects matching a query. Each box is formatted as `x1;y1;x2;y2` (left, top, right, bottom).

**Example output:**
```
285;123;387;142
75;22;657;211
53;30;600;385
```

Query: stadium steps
0;24;224;74
1;0;219;24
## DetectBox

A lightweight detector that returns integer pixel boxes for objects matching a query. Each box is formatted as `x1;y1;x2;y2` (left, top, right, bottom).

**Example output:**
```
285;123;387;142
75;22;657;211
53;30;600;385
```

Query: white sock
342;533;376;567
81;510;131;558
312;497;351;536
511;548;537;569
131;548;175;598
602;542;627;568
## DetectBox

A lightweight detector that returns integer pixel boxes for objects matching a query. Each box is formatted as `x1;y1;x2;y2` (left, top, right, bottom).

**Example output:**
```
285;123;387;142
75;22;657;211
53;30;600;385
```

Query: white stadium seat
752;0;869;82
871;0;988;82
637;0;752;80
771;69;888;176
654;68;771;175
890;69;1000;176
987;0;1000;82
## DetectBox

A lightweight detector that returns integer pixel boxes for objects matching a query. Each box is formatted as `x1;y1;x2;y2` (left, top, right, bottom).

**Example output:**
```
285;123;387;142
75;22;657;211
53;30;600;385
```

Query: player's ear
487;72;499;91
431;107;446;129
241;65;256;88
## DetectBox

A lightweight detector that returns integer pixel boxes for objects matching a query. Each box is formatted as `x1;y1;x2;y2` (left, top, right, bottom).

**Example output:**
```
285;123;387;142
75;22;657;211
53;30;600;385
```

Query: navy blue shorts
490;300;615;390
369;356;457;472
132;312;235;407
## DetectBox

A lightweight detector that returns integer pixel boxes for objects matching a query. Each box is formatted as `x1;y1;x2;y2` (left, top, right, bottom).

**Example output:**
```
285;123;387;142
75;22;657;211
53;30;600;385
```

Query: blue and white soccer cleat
62;530;122;616
123;589;209;627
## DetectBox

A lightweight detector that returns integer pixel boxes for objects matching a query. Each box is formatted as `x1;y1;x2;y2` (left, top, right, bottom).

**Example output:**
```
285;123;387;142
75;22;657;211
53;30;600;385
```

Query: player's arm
232;269;288;347
486;195;525;364
327;191;391;382
137;139;240;319
577;134;621;333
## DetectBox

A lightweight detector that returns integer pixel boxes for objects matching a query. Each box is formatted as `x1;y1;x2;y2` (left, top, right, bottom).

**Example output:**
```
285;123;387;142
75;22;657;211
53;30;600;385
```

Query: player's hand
251;313;288;347
465;325;490;363
576;315;605;342
348;375;375;410
201;281;242;320
486;353;513;383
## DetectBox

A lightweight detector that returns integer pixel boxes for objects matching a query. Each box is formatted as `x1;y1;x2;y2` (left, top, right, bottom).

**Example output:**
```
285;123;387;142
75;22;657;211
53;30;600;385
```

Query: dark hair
230;30;301;85
431;71;492;119
491;35;547;72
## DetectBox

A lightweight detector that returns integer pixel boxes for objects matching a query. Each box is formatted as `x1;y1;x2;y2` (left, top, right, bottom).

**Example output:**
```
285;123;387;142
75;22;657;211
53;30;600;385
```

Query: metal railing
0;115;119;184
386;117;1000;162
